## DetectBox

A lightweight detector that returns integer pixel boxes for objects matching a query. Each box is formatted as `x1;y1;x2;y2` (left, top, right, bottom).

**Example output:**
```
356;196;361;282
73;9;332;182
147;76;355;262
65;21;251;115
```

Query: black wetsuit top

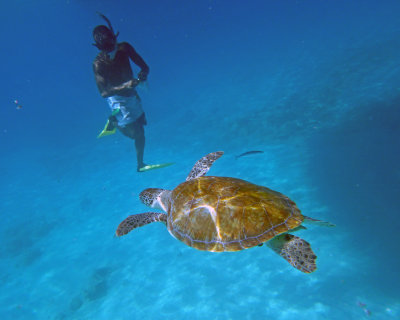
93;42;149;98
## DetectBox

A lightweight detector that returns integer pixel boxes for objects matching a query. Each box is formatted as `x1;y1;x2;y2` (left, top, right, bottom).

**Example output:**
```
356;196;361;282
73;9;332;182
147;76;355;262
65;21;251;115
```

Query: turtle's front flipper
116;212;167;237
267;234;317;273
186;151;224;181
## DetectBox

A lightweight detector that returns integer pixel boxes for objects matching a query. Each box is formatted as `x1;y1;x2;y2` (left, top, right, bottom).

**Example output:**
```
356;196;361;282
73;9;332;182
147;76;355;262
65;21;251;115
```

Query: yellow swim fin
97;119;116;138
138;163;174;172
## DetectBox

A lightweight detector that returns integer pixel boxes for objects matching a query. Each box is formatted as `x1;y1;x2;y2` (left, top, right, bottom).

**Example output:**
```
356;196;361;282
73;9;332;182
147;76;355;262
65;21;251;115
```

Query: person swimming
92;13;151;172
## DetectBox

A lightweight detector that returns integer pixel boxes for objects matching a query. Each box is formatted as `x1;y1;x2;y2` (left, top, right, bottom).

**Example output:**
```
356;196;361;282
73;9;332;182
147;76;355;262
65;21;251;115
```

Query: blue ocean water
1;0;399;319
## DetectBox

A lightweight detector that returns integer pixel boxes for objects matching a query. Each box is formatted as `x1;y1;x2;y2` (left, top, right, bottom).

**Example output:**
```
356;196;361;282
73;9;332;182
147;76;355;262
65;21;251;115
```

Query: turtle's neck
157;190;172;212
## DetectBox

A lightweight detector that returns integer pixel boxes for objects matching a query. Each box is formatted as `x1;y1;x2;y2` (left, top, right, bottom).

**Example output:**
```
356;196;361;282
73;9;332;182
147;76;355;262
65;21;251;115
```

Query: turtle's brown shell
167;176;304;252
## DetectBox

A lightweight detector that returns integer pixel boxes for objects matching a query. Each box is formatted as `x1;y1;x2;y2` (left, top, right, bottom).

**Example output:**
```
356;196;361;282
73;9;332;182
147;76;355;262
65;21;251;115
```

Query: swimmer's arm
112;79;140;93
93;62;138;97
126;43;149;80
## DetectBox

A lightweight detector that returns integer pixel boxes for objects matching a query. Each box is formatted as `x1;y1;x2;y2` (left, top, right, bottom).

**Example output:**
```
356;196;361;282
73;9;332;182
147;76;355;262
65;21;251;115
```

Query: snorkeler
93;13;157;172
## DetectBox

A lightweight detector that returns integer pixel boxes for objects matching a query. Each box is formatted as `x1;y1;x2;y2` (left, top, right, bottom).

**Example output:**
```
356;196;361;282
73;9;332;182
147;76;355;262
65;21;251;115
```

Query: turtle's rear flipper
267;234;317;273
303;216;336;227
116;212;167;237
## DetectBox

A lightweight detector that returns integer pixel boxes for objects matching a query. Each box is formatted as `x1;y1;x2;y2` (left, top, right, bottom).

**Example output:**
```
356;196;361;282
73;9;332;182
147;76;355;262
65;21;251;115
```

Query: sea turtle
116;151;334;273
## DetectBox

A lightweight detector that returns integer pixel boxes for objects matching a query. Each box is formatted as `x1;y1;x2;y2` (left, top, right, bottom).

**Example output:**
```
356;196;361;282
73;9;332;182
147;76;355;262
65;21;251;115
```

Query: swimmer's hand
108;79;139;95
138;70;148;82
127;79;140;88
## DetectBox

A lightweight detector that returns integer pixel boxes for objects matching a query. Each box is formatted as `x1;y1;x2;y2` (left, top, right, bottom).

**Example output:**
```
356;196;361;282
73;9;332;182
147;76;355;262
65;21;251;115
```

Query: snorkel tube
92;12;120;51
96;12;119;38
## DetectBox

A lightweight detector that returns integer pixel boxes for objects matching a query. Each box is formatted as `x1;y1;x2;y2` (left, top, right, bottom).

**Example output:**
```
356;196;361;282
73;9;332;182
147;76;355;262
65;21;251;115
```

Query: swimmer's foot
97;118;116;138
137;163;148;172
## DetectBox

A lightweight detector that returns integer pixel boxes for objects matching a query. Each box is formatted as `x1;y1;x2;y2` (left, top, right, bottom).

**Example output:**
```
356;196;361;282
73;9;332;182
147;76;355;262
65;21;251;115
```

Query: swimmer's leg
119;121;146;171
134;124;145;170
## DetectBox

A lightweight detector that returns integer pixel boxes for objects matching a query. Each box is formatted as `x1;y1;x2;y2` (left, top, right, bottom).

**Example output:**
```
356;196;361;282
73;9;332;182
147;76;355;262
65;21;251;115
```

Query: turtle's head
139;188;169;211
